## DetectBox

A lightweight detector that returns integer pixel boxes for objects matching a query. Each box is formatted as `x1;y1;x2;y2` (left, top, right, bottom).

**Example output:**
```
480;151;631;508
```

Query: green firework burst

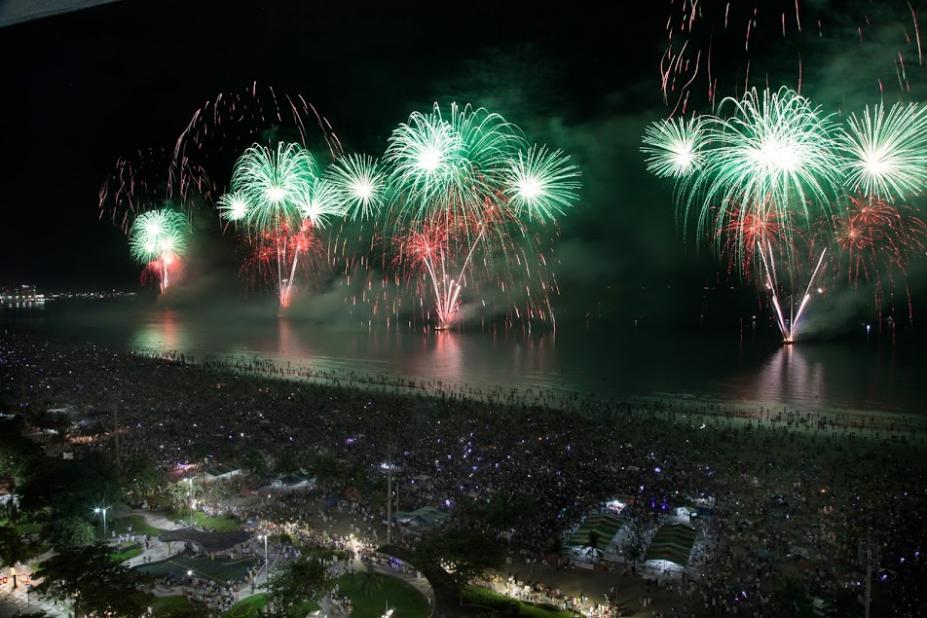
129;208;190;263
503;145;581;222
384;102;525;226
640;116;706;178
326;154;387;221
687;87;844;247
228;142;319;233
839;102;927;202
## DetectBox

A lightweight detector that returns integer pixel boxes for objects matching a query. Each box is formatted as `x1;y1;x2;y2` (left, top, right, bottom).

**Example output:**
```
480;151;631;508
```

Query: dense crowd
2;331;926;616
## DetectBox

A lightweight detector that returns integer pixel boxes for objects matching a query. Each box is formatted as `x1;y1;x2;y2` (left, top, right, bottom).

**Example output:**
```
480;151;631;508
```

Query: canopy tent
393;506;449;528
644;524;697;567
565;512;625;551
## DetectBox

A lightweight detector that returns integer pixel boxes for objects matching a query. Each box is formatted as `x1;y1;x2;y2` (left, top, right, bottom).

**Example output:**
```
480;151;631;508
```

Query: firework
640;117;705;179
217;191;249;222
224;141;347;306
99;147;208;232
503;145;582;222
690;88;842;342
99;83;348;307
688;87;842;244
128;209;191;292
384;103;524;225
718;207;784;275
243;221;324;306
229;142;319;233
650;2;927;339
384;102;580;329
646;87;846;342
659;1;924;114
839;102;927;201
326;154;387;221
827;195;927;322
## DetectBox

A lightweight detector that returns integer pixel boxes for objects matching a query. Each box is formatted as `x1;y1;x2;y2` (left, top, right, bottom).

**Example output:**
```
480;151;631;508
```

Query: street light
258;534;269;578
93;506;111;540
380;462;400;545
859;536;881;618
185;478;194;526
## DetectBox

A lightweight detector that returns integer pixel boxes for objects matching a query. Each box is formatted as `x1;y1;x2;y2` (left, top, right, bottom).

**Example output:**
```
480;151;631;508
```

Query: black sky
3;1;926;330
0;2;666;288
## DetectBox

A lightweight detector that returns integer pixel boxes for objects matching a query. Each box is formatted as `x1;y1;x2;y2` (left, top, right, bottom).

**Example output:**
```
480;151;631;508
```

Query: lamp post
185;478;194;527
258;534;269;578
380;462;398;545
386;466;392;544
859;535;880;618
93;506;111;540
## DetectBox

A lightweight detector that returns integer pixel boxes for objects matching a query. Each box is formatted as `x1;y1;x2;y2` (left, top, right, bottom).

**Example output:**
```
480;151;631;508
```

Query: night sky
3;1;927;328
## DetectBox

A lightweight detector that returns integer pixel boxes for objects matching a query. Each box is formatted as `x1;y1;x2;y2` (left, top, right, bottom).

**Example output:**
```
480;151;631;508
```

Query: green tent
565;513;624;551
644;524;696;566
393;506;449;527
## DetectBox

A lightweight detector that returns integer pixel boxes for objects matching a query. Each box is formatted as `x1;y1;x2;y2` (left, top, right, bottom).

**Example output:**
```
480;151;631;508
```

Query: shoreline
130;345;927;439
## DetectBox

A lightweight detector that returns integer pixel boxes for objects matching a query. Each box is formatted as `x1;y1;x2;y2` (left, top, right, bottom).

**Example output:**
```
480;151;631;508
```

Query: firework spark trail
659;1;925;113
788;247;827;341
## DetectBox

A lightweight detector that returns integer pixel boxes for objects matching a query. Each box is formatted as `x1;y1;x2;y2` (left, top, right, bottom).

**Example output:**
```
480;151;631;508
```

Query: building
0;285;45;305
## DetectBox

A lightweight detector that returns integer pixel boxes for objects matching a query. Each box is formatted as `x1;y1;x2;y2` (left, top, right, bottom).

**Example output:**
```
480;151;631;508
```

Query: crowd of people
2;331;926;616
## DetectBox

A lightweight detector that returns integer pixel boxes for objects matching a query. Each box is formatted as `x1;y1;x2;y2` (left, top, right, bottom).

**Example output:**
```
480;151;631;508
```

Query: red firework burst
244;221;323;306
140;253;183;293
826;195;927;323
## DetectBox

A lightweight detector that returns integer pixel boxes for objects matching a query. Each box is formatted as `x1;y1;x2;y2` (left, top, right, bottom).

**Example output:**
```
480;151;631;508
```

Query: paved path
0;562;69;618
119;508;185;531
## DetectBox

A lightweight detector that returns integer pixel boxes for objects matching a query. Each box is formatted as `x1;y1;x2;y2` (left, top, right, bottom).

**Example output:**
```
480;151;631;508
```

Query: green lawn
337;572;429;618
137;555;258;584
222;592;320;617
170;510;242;532
111;544;143;563
192;511;241;532
461;586;577;617
151;595;206;617
223;593;267;618
112;514;169;537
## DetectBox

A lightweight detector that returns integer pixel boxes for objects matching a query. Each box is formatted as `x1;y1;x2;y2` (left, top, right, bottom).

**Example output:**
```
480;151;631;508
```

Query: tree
33;543;154;617
0;418;44;484
416;527;504;593
49;517;96;547
17;452;121;521
0;525;30;567
123;457;168;502
244;449;269;477
776;576;815;618
267;554;334;615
